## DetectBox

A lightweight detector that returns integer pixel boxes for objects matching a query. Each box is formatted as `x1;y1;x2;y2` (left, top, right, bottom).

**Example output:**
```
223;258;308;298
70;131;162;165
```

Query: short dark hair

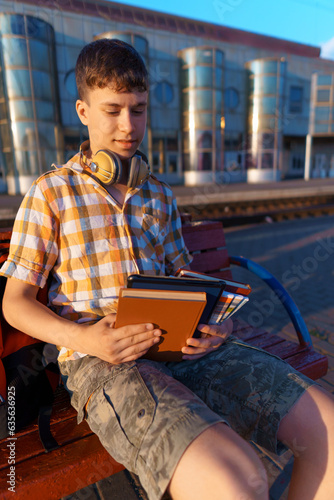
75;38;149;101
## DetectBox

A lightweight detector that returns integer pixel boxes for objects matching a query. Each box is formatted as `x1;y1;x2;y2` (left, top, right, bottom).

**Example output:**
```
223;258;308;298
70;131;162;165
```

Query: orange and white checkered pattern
0;153;192;361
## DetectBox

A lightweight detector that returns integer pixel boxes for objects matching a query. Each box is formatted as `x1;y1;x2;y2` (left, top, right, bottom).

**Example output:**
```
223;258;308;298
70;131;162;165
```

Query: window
262;133;274;149
152;134;179;173
196;130;212;148
35;101;55;121
262;60;278;74
261;76;278;95
224;132;242;151
314;122;329;133
215;68;223;89
195;66;212;87
317;74;332;86
317;89;330;103
261;96;276;115
197;152;212;170
315;106;330;122
26;15;52;42
2;38;28;67
8;100;34;120
153;81;174;105
289;86;303;113
32;71;52;100
29;40;50;71
196;113;213;128
224;87;239;110
6;69;32;98
196;49;212;65
194;89;212;111
64;69;78;98
261;152;273;169
0;14;26;36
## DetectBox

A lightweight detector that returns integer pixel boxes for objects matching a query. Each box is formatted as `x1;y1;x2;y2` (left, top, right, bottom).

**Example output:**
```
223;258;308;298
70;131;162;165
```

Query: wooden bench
0;220;328;499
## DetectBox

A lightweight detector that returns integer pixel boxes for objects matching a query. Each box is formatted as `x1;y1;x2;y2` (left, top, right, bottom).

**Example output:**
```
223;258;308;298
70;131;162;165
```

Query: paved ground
224;214;334;396
223;214;334;499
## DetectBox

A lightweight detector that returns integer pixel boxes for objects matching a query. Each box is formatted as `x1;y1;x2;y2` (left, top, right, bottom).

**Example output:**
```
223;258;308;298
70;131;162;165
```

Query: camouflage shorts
59;335;315;500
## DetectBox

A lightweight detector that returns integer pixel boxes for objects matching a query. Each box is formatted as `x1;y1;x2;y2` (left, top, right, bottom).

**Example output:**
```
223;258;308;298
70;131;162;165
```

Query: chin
117;149;138;160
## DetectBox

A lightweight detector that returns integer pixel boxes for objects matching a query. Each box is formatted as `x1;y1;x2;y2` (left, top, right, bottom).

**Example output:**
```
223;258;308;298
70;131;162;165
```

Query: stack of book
176;269;251;325
115;271;251;361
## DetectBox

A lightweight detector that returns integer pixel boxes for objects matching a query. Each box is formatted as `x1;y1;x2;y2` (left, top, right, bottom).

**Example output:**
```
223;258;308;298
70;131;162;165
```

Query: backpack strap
0;229;59;451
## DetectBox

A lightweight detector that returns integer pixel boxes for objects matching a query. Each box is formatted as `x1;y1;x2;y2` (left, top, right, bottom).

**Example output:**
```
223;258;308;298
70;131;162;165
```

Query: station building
1;0;334;194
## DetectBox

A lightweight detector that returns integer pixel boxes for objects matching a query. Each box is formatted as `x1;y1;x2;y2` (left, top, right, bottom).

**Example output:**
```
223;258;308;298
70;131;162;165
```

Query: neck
105;183;128;207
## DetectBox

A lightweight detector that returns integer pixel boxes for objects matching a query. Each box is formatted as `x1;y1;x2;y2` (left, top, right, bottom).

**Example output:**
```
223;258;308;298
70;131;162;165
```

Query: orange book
115;288;207;361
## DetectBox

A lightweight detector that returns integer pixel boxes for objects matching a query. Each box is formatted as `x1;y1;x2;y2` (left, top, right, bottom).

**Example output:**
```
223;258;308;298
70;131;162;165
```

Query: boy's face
76;86;148;160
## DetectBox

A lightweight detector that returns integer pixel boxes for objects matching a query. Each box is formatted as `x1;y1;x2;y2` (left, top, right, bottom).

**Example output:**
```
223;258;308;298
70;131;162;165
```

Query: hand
181;318;233;361
76;314;162;364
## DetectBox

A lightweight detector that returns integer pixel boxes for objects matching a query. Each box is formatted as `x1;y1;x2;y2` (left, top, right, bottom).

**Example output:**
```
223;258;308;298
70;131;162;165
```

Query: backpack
0;229;60;451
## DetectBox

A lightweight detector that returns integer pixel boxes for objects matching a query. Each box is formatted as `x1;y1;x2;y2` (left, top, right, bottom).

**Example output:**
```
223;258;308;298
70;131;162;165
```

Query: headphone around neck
80;141;150;188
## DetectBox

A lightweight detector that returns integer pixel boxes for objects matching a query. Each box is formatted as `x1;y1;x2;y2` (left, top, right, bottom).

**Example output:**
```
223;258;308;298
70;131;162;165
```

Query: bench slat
182;221;227;252
0;434;124;500
0;417;91;469
190;248;230;273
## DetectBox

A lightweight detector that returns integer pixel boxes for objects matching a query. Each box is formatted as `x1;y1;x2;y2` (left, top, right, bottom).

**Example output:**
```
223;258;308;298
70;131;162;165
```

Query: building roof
16;0;321;58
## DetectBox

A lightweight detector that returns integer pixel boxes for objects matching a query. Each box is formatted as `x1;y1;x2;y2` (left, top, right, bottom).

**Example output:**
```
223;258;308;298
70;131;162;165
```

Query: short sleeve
164;196;193;275
0;181;59;288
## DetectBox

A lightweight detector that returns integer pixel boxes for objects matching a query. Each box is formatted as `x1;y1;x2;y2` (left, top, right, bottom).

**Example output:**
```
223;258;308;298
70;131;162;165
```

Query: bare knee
168;423;268;500
278;386;334;459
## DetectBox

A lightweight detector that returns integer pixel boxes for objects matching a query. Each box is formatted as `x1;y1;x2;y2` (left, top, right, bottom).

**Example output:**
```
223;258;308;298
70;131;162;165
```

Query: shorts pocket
85;365;157;471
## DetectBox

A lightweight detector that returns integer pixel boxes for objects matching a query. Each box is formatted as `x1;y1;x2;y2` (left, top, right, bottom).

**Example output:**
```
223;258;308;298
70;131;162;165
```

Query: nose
118;110;135;134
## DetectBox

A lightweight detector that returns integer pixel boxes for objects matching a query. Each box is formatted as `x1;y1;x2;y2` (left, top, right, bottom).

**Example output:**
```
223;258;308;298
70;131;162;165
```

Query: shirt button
137;409;145;418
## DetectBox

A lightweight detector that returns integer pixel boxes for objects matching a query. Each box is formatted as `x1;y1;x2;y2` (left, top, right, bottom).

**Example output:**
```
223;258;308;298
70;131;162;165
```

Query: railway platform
1;176;334;226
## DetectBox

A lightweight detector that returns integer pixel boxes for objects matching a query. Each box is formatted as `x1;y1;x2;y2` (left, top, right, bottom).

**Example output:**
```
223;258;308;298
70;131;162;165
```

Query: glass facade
0;5;333;190
178;46;224;183
310;73;334;135
246;58;286;180
0;13;63;194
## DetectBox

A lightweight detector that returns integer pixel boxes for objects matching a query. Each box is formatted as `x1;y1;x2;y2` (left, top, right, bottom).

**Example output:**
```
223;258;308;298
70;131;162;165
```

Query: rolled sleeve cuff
0;257;49;289
168;249;193;275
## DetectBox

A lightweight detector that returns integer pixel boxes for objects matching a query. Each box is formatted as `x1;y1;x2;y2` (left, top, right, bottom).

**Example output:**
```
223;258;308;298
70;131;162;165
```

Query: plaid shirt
0;153;192;361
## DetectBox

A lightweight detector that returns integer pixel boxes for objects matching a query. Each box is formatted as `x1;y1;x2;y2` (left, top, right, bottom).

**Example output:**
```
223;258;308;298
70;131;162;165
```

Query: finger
182;348;216;360
117;327;162;349
112;322;157;340
186;335;223;349
117;334;162;362
197;323;231;339
182;345;207;355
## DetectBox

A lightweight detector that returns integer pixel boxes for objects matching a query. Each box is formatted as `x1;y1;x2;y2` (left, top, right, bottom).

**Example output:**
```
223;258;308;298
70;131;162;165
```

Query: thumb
100;313;117;327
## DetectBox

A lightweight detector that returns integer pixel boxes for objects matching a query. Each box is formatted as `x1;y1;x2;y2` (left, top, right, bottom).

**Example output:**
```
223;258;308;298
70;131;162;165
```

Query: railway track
1;192;334;228
178;193;334;226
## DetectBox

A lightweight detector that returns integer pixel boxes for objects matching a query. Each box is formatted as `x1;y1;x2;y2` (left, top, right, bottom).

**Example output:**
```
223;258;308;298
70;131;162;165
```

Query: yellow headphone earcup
91;150;121;185
80;142;150;187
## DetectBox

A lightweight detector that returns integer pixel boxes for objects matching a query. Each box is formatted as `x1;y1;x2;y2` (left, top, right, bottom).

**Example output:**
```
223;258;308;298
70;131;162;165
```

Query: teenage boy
1;39;334;500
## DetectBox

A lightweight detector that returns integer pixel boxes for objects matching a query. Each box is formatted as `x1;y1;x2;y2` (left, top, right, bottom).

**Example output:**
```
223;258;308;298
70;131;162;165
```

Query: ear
76;99;89;126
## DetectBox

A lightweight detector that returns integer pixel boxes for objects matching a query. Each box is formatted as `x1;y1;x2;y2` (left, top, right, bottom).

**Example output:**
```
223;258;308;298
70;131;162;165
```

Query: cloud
320;37;334;60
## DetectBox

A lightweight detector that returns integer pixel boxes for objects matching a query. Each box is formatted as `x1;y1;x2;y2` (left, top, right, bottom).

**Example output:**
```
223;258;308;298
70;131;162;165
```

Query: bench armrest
229;255;313;348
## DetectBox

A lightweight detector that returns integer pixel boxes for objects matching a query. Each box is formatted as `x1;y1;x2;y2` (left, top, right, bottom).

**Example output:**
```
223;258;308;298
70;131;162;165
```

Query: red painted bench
0;220;328;499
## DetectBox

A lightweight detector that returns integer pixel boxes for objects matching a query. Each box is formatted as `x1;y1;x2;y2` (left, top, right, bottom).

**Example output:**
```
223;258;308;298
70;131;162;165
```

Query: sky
112;0;334;59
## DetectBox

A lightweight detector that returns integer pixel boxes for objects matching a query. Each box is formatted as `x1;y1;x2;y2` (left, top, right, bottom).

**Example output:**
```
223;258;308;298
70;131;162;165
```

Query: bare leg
278;385;334;500
168;422;268;500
